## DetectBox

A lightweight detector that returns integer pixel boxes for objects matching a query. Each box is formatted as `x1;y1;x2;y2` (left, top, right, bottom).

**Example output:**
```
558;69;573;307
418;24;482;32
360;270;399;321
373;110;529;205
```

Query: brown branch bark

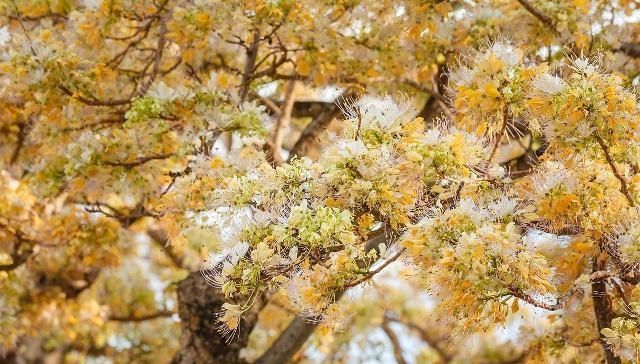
595;134;635;206
384;315;452;363
592;253;622;364
58;85;132;107
417;64;450;124
516;0;558;34
253;315;320;364
344;248;405;288
620;42;640;58
488;107;510;163
109;310;175;322
9;118;32;165
0;234;35;272
138;11;169;96
103;153;173;168
239;30;261;102
381;318;408;364
265;81;297;165
508;270;613;311
171;271;264;364
147;228;192;270
288;88;359;159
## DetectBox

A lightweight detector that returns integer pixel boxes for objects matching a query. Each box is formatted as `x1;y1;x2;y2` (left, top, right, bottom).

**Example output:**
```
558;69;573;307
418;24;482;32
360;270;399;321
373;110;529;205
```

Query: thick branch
381;319;408;364
148;228;192;270
138;12;169;96
253;315;320;364
10;118;32;165
265;81;297;165
171;271;262;364
239;30;261;102
384;315;452;363
417;64;450;124
620;42;640;58
109;310;175;322
592;254;622;364
288;89;359;159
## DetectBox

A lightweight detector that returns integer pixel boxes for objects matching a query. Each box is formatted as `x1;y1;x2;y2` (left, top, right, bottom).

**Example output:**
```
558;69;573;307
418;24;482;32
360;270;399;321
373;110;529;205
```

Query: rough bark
592;254;621;364
171;271;264;364
417;65;449;125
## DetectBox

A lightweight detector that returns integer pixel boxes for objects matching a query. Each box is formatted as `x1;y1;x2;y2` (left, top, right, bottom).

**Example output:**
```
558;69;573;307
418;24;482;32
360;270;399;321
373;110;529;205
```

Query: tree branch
384;314;452;363
103;153;173;168
109;310;175;322
265;80;297;165
0;233;35;272
516;0;559;34
344;248;405;288
255;231;391;364
9;118;32;165
137;11;169;96
148;228;192;270
488;107;510;163
620;42;640;58
58;85;132;107
381;318;408;364
594;134;635;206
508;270;613;311
239;30;261;102
288;88;359;159
592;253;622;364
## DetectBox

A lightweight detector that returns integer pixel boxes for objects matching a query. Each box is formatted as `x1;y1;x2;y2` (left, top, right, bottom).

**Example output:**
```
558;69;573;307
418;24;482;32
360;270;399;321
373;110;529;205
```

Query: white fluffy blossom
572;58;598;75
532;73;567;95
0;26;11;47
350;95;412;129
149;81;192;101
334;139;368;159
488;41;521;66
487;196;518;220
81;0;101;10
533;164;576;197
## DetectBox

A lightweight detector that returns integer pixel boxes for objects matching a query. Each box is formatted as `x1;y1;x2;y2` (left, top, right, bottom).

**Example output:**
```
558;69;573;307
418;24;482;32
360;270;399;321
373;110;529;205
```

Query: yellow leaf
512;298;520;313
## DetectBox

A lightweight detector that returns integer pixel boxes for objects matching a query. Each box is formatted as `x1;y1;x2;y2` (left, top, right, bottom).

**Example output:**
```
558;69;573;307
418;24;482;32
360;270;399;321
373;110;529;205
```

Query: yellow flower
483;82;501;99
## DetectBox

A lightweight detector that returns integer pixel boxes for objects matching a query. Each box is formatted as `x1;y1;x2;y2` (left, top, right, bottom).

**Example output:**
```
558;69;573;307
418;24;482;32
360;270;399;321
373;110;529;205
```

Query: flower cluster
524;159;633;232
450;41;530;136
601;302;640;361
526;58;640;157
401;196;555;330
318;97;486;228
193;96;490;337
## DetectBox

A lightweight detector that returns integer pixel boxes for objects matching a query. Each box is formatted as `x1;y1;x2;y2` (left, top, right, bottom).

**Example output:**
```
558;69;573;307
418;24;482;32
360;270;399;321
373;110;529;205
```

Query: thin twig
595;134;635;206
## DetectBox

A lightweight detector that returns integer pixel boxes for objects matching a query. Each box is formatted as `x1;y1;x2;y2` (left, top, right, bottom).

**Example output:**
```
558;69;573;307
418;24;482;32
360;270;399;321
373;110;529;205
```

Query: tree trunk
592;254;621;364
171;271;263;364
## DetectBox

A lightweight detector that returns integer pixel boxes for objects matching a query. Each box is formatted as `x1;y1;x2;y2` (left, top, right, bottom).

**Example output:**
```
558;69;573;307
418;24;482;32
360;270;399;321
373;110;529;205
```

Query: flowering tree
2;0;640;363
